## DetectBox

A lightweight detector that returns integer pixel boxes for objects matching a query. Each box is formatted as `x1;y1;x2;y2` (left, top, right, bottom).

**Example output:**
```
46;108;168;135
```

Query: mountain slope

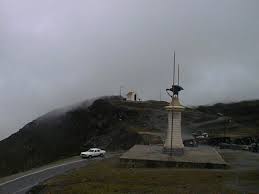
197;100;259;128
0;97;258;177
0;97;145;177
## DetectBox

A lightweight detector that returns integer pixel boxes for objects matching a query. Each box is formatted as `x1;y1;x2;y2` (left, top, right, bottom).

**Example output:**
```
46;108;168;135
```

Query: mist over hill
0;96;146;177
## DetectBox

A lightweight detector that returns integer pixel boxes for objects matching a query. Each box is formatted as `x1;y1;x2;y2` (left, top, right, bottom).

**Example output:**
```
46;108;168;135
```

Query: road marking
0;159;85;187
13;184;38;194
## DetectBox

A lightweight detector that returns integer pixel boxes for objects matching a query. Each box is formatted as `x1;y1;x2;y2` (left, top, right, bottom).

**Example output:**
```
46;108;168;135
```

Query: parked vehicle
192;130;209;139
80;148;106;158
183;139;198;147
249;143;259;153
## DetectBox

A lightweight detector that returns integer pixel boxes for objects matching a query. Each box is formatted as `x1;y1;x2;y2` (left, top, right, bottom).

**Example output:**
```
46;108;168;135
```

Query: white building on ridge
126;91;139;101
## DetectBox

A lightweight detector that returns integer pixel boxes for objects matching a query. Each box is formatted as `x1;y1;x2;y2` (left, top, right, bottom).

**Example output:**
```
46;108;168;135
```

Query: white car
80;148;106;158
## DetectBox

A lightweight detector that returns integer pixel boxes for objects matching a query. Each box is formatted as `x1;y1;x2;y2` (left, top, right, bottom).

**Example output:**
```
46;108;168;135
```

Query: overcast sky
0;0;259;139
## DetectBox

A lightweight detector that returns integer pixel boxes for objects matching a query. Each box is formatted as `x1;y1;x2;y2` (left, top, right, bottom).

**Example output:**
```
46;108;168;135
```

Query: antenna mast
178;64;180;85
173;51;176;86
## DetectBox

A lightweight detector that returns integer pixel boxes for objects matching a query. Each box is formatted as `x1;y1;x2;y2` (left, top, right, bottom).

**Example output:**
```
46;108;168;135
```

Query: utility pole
160;89;162;101
119;86;124;98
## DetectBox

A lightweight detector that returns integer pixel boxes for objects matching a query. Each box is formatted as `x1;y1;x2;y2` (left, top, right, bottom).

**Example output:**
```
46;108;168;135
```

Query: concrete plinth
120;145;228;169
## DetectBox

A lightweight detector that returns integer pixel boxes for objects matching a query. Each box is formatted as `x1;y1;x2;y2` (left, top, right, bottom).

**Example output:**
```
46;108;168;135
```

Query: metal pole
178;64;180;86
120;86;124;98
173;51;176;86
170;51;176;156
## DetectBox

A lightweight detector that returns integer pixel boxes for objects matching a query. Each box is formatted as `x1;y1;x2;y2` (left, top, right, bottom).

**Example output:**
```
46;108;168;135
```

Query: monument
164;52;185;155
120;52;228;169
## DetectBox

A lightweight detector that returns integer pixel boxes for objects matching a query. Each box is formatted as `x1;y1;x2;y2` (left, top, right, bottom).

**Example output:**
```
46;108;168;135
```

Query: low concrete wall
120;158;228;169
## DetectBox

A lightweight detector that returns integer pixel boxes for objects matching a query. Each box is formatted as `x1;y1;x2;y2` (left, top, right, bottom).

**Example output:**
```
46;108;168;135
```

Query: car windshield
88;149;94;152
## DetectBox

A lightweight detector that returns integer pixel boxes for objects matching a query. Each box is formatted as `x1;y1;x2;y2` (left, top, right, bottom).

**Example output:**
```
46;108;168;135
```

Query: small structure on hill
126;91;140;101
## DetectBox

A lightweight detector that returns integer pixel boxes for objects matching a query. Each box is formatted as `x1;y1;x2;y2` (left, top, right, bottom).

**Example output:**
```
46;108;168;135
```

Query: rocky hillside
0;97;258;177
0;97;139;177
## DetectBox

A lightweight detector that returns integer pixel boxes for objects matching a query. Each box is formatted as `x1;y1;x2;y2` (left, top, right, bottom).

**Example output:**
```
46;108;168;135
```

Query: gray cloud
0;0;259;139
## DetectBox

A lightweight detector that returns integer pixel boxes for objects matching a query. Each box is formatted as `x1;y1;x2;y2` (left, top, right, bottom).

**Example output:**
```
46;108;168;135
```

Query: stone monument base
120;145;228;169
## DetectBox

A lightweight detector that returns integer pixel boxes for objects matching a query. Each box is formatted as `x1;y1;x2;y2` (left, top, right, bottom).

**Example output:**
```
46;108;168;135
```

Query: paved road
0;154;113;194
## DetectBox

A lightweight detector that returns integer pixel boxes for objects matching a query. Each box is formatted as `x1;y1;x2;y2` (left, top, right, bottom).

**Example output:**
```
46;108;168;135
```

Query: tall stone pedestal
164;97;184;155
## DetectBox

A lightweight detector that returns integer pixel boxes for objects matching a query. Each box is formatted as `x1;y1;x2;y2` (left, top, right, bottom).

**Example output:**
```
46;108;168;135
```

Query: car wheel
100;154;104;157
88;155;92;159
